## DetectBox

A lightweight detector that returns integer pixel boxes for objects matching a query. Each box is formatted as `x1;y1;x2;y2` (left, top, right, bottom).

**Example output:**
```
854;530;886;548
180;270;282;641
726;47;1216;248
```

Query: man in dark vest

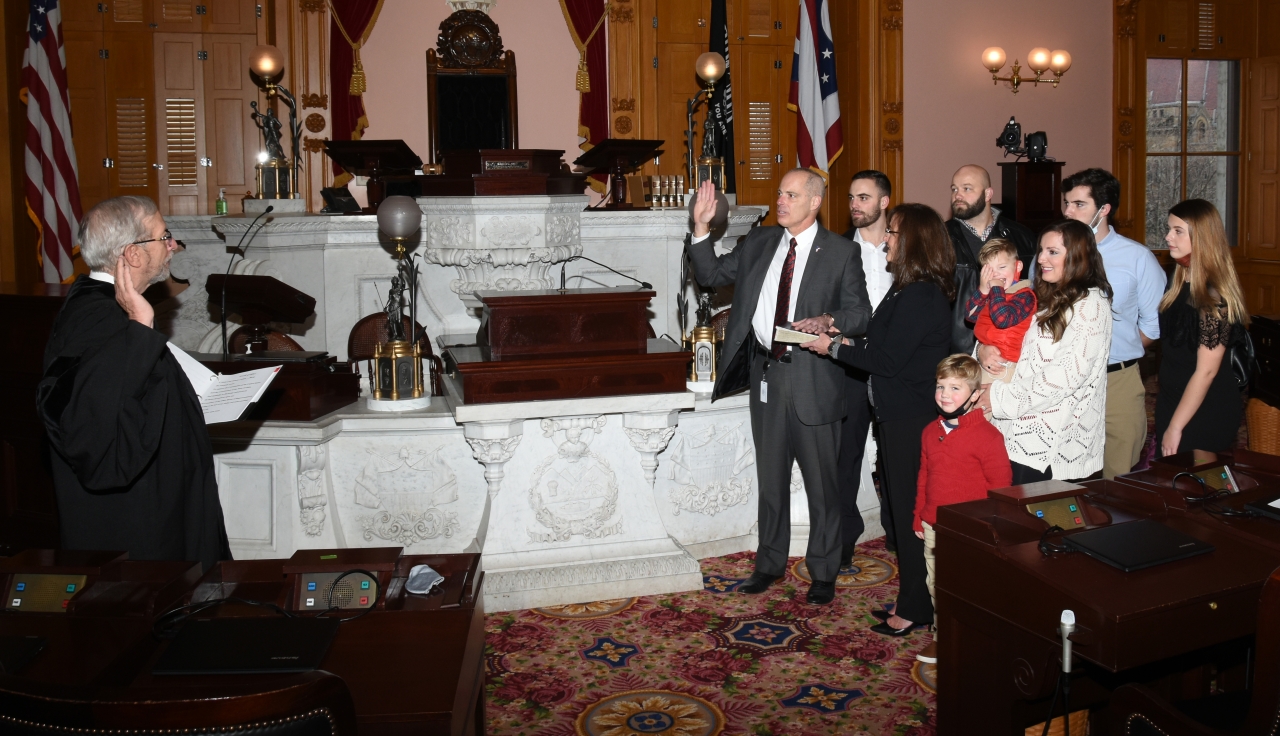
37;196;230;571
686;171;871;604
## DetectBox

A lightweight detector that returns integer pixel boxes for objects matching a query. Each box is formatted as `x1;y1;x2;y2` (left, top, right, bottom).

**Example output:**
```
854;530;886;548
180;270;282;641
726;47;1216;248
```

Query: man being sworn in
686;171;871;605
37;196;230;571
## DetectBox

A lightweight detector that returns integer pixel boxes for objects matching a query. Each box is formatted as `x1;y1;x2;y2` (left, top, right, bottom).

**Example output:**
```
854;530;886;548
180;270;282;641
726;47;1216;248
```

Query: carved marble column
296;445;330;537
623;410;679;488
420;195;587;310
464;420;524;498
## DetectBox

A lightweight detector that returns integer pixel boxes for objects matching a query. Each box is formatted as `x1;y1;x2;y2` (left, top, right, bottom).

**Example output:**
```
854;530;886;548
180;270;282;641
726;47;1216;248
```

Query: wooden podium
998;160;1066;234
445;288;691;404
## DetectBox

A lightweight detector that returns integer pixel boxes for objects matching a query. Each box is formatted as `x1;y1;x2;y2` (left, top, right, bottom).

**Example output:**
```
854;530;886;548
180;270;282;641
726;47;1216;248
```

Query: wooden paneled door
152;0;257;34
154;34;207;215
203;34;260;213
1245;57;1280;268
151;33;259;215
728;0;795;225
104;25;158;202
62;2;110;212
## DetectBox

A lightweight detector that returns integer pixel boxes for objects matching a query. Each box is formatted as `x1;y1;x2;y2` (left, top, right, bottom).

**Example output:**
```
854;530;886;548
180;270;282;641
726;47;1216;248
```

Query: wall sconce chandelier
982;46;1071;94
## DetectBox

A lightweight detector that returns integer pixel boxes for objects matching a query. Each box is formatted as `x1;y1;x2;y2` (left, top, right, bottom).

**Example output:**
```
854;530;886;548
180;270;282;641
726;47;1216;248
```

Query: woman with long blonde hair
1155;199;1248;456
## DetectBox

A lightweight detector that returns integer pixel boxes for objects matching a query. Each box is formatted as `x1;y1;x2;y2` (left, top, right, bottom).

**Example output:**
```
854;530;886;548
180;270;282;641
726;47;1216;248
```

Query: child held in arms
965;239;1037;382
912;355;1012;665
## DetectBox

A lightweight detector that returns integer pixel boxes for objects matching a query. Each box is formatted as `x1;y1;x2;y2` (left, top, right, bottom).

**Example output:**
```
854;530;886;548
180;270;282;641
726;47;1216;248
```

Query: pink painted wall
903;0;1113;216
353;1;584;197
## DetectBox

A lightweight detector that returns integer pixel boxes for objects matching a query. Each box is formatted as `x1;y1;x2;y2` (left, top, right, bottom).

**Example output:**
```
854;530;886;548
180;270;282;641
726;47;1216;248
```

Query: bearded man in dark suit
686;170;871;604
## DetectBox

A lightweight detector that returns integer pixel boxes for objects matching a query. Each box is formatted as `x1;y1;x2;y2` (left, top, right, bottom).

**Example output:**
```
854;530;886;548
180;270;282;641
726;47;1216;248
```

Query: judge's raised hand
691;179;717;238
114;252;154;328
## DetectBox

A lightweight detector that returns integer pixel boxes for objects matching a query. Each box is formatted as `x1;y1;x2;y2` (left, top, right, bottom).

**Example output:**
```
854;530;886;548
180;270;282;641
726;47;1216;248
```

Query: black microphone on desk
557;255;652;292
220;206;273;361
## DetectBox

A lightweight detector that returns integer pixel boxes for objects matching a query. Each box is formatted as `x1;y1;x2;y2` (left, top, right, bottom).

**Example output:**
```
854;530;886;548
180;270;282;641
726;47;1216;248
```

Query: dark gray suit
687;224;871;581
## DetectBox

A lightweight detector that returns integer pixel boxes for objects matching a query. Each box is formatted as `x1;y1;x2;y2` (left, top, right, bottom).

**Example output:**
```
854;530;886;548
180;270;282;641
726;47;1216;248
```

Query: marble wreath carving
528;416;623;543
352;446;461;546
666;423;755;516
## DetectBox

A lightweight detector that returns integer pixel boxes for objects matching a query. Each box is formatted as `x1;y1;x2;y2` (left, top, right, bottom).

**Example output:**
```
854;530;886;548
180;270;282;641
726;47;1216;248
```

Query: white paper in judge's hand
166;343;281;424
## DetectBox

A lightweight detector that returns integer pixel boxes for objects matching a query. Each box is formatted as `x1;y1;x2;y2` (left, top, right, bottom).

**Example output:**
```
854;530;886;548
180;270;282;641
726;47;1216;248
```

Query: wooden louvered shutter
154;34;206;215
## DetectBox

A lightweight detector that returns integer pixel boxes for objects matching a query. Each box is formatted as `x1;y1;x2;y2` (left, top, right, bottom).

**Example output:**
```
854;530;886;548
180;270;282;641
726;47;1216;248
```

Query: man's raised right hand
691;179;717;239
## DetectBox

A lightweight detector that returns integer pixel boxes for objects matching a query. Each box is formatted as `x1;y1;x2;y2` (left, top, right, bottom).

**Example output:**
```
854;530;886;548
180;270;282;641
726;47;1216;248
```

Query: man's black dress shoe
869;619;930;637
806;580;836;605
738;572;782;594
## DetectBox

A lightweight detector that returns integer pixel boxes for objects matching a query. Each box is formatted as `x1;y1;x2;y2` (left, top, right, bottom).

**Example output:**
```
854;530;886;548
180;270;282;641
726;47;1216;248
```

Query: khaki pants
1104;363;1147;479
922;520;936;611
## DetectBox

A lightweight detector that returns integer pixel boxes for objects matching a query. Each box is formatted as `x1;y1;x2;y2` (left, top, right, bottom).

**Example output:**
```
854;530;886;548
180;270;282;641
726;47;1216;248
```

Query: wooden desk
0;550;486;735
934;483;1280;734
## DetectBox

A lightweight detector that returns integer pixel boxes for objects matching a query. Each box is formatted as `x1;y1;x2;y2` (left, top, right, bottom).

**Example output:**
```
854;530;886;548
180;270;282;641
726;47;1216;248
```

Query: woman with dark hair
976;219;1113;483
1155;199;1248;456
802;203;954;637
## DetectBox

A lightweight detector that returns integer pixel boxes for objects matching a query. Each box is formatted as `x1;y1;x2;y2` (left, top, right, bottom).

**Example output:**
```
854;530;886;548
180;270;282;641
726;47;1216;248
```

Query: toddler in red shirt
965;239;1037;383
912;355;1012;665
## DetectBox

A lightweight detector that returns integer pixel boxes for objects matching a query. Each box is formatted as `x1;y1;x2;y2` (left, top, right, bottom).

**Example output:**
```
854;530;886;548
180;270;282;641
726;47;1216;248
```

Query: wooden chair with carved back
347;313;445;397
229;326;305;355
425;9;518;164
0;670;358;735
1109;563;1280;735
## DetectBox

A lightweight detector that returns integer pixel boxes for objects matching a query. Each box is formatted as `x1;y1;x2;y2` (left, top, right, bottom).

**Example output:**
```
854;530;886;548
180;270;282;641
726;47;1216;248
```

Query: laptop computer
1063;519;1214;572
153;617;341;676
1244;492;1280;521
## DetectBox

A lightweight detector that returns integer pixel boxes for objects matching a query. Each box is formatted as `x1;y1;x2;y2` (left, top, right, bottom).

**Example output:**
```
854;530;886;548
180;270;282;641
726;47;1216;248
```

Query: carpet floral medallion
484;538;937;735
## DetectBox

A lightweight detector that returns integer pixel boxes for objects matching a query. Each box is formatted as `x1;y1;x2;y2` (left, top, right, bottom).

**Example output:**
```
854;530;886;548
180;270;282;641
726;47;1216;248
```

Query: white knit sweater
990;288;1113;479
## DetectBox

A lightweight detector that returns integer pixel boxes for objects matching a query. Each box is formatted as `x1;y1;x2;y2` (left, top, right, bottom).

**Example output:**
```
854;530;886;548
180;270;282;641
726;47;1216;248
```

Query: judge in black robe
36;196;230;571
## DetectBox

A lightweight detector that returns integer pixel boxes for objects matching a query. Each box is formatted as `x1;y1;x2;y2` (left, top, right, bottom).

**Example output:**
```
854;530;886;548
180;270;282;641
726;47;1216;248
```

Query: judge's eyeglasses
129;230;175;247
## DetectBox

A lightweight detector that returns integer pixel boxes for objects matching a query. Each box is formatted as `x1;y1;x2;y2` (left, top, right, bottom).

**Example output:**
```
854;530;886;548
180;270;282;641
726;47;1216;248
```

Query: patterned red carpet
483;539;937;736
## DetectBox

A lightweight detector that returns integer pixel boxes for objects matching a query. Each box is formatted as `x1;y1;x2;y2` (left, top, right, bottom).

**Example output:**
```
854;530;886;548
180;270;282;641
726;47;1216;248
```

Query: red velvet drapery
559;0;608;169
330;0;384;183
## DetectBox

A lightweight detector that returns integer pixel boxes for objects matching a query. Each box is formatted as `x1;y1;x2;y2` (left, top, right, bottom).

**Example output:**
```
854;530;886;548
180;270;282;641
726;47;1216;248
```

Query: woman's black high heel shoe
869;619;929;637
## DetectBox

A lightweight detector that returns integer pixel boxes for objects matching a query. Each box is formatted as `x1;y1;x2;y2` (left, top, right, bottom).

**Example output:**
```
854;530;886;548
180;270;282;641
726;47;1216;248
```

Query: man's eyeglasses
130;230;174;247
884;229;898;235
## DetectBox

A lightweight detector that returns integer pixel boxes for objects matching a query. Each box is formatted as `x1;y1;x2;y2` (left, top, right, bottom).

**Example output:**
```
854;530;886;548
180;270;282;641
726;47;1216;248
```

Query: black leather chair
0;670;358;735
1110;564;1280;735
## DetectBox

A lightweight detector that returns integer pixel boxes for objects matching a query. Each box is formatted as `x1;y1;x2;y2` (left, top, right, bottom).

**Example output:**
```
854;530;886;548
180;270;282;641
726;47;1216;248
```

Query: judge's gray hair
79;196;160;271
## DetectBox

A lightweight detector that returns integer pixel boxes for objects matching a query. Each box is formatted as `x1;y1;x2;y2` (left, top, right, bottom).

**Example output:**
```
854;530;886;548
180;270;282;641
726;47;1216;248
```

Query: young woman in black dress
1155;199;1248;456
801;203;954;637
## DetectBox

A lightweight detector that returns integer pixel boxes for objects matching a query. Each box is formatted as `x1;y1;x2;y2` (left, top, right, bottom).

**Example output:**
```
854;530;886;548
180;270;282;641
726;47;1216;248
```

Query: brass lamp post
371;196;425;402
686;52;727;191
248;44;302;199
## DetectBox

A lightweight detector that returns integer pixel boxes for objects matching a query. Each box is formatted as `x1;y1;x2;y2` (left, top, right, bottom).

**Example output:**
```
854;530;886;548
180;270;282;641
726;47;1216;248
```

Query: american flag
23;0;82;283
788;0;843;174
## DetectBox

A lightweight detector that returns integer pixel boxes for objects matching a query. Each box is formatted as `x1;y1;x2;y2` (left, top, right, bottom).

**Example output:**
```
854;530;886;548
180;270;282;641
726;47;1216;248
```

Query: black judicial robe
36;276;230;571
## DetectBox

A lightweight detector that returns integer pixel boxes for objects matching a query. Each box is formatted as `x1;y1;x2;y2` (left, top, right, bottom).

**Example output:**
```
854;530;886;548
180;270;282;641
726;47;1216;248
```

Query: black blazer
686;223;872;426
833;280;951;423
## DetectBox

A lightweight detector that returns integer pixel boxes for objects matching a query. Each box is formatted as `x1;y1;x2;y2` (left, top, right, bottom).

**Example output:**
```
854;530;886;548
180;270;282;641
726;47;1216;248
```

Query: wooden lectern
204;274;359;420
445;288;691;404
573;139;665;209
323;139;424;213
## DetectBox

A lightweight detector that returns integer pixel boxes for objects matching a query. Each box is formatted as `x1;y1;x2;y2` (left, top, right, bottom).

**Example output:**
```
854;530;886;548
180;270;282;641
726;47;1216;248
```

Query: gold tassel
350;48;367;96
576;53;590;93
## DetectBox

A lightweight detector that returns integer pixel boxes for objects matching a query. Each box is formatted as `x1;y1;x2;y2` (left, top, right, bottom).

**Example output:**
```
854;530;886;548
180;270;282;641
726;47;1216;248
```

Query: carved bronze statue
385;276;406;342
250;101;286;161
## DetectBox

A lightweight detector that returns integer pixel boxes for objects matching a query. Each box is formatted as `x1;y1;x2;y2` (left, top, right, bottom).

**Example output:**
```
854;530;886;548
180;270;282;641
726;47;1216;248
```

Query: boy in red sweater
965;239;1037;383
912;354;1012;664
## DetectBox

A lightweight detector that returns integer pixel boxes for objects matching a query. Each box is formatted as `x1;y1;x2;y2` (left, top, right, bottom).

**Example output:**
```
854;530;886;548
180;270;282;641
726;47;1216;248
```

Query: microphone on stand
220;206;274;360
557;255;652;293
1040;610;1077;736
1060;609;1076;674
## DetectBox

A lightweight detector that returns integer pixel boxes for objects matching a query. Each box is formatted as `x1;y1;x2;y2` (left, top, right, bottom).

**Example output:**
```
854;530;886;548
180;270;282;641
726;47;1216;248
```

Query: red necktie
771;237;798;360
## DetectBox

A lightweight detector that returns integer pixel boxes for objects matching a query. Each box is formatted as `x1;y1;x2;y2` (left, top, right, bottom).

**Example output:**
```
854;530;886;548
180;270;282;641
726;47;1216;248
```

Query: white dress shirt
1096;227;1163;363
692;221;819;352
850;227;891;310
